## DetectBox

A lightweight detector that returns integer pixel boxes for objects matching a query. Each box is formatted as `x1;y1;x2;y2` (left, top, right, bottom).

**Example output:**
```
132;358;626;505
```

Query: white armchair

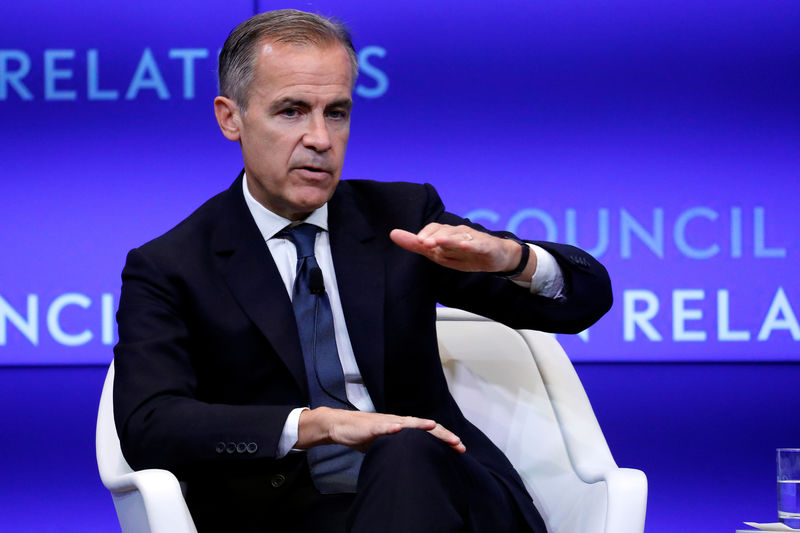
96;362;197;533
97;307;646;533
437;307;646;533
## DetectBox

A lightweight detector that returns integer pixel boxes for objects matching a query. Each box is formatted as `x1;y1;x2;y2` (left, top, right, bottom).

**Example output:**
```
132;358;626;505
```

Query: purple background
1;1;799;532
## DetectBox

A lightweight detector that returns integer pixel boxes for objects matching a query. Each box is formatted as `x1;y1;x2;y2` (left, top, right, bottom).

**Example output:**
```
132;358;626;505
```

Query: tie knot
284;223;320;258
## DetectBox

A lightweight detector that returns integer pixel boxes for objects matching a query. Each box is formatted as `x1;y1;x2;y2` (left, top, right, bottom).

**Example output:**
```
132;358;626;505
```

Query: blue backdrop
2;0;798;364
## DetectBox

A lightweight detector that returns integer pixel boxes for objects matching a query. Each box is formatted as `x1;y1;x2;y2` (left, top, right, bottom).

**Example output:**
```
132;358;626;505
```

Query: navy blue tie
284;223;363;494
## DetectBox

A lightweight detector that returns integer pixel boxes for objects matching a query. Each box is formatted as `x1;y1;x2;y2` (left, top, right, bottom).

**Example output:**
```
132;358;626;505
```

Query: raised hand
389;223;536;280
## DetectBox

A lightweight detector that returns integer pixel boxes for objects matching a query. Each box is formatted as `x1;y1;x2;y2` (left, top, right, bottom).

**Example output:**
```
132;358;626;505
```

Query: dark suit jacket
113;173;612;529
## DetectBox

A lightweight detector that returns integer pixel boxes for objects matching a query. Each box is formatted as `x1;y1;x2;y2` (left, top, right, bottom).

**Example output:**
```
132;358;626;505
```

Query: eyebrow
328;99;353;112
268;97;352;114
269;98;307;112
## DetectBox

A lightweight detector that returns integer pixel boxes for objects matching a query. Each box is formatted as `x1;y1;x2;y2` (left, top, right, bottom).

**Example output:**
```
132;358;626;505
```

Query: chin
286;198;328;220
298;189;334;209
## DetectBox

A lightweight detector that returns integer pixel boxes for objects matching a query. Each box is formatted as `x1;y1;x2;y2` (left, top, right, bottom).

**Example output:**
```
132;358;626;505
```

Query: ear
214;96;241;141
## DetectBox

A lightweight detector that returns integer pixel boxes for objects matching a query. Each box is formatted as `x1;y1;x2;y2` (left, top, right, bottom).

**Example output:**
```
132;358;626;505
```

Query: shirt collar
242;173;329;241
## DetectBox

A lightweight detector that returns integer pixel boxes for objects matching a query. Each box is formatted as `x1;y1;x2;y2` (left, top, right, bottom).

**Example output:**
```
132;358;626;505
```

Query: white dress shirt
241;176;563;456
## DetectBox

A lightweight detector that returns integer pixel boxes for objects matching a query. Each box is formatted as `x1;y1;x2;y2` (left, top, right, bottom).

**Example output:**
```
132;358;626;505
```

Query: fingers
390;224;507;272
428;423;467;453
389;228;428;254
386;414;466;452
313;408;465;454
323;409;439;449
386;414;438;433
417;223;475;249
370;416;466;454
391;224;481;255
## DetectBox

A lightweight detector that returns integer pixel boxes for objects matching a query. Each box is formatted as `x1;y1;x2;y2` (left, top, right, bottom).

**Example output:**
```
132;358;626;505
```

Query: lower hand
297;407;466;453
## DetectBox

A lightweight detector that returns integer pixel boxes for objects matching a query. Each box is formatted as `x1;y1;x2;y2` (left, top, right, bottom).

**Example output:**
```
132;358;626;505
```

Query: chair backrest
436;307;616;533
96;361;135;485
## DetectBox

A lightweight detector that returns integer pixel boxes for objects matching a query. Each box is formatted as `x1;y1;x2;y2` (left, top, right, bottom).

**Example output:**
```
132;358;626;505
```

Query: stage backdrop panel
1;0;798;364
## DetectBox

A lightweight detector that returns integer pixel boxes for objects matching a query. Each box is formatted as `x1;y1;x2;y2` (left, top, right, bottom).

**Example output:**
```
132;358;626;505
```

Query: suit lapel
328;185;387;412
211;174;308;397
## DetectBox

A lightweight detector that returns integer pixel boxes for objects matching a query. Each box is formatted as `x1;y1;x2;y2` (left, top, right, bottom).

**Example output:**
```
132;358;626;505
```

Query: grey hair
218;9;358;111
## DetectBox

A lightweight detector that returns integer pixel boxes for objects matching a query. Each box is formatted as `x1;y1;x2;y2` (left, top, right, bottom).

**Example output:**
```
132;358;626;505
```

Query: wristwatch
493;237;530;278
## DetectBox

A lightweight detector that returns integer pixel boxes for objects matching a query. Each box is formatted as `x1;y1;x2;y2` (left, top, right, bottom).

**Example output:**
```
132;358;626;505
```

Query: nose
302;113;332;153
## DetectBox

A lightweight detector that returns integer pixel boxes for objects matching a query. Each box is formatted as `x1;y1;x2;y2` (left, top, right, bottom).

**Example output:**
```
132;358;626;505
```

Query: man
113;9;612;533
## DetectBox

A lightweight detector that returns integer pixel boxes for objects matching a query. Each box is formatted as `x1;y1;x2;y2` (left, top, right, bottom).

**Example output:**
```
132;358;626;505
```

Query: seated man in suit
113;8;612;533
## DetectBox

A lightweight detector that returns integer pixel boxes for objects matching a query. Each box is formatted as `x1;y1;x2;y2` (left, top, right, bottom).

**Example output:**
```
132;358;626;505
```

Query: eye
327;109;348;120
280;107;300;118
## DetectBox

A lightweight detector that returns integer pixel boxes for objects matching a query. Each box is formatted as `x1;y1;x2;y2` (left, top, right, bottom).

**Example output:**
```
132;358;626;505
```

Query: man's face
218;41;353;220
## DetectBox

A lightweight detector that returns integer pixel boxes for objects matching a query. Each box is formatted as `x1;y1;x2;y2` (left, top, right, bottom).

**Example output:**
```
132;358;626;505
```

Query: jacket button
270;474;286;488
215;442;225;454
225;442;236;454
246;442;258;454
236;442;247;454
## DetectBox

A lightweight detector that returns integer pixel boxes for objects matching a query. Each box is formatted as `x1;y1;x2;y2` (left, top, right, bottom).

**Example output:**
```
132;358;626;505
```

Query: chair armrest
107;468;197;533
105;467;181;494
602;468;648;533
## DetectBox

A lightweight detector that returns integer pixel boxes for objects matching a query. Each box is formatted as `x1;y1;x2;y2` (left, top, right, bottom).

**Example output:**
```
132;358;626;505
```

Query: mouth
294;165;333;179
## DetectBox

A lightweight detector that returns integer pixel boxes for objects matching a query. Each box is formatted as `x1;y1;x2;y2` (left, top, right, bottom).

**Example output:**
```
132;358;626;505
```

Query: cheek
251;137;292;174
333;133;349;161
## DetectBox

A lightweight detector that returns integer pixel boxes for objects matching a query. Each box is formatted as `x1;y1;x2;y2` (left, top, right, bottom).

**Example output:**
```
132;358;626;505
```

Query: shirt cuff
276;406;308;458
513;244;565;299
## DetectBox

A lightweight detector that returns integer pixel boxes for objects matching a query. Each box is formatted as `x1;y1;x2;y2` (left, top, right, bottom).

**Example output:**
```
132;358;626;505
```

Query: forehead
251;40;354;100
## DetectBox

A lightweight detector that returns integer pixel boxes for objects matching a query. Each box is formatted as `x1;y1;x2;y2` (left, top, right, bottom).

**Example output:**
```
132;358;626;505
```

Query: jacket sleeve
113;246;296;473
421;183;613;333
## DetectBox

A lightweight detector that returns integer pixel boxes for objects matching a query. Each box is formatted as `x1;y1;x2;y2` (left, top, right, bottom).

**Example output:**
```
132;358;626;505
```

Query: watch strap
493;238;530;278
